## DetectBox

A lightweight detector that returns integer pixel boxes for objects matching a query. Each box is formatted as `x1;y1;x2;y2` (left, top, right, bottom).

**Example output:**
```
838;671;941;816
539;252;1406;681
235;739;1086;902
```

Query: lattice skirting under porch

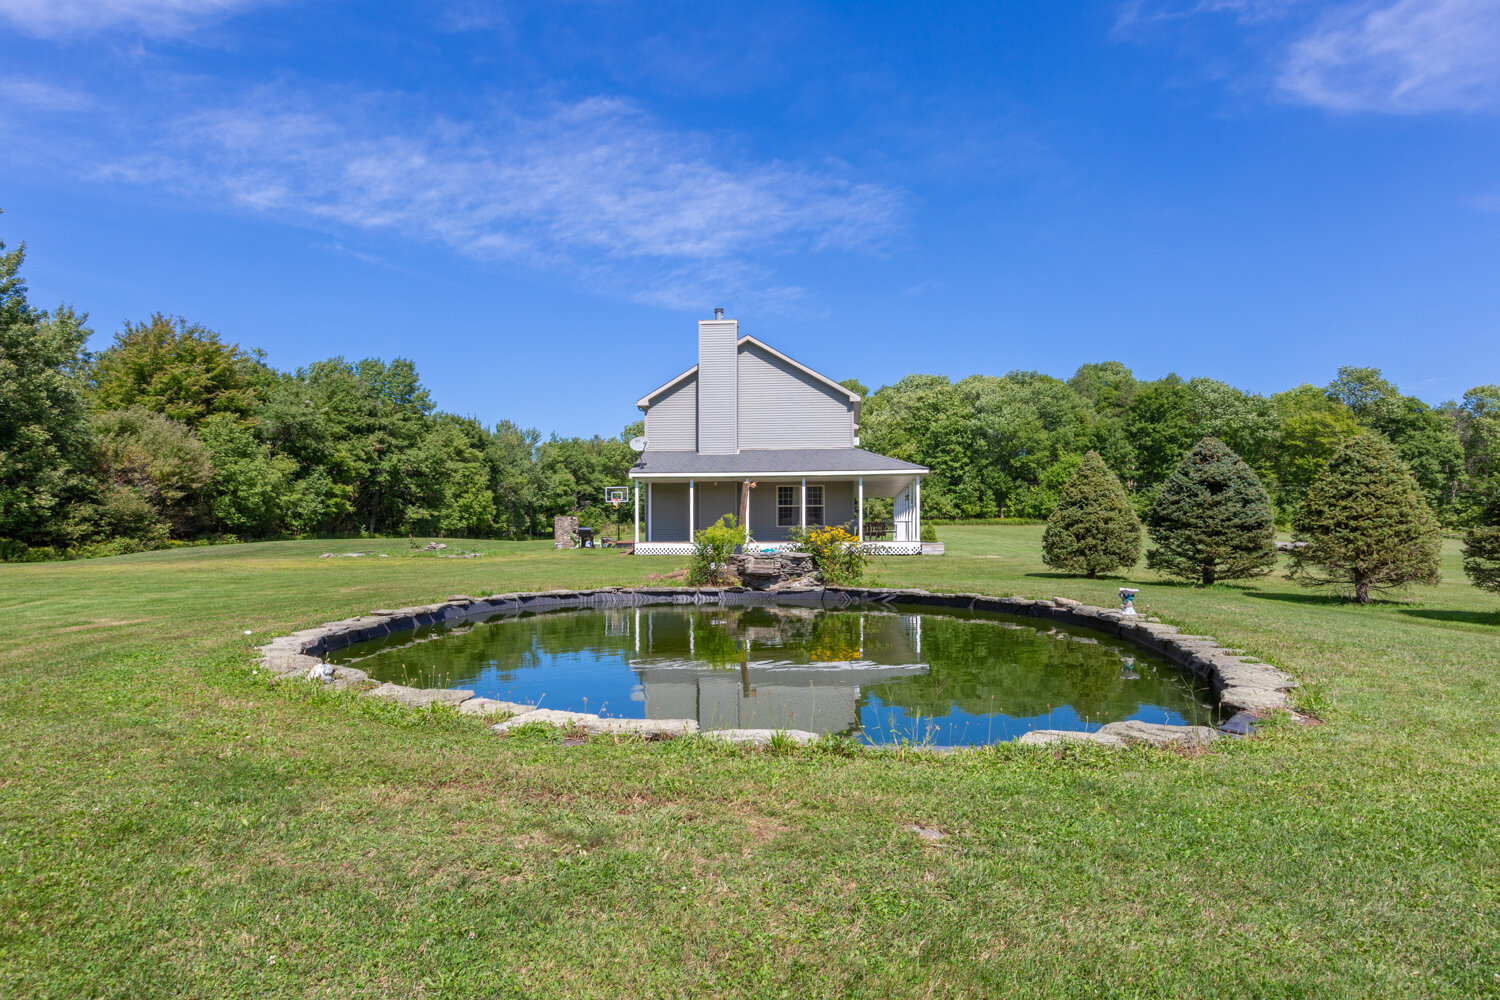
632;540;925;556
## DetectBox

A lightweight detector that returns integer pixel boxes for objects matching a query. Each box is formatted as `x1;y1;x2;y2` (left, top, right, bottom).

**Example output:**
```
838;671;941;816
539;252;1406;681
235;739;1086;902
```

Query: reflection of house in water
625;607;928;735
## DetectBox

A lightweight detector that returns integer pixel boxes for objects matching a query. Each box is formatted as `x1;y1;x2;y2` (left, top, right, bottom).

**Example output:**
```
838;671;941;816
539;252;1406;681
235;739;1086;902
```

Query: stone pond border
254;586;1299;750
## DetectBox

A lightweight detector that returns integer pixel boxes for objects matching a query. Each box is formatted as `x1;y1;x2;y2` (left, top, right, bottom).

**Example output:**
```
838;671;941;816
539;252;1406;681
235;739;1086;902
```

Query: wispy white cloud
1120;0;1500;114
1279;0;1500;112
1115;0;1308;35
0;77;96;111
89;90;903;310
0;0;264;38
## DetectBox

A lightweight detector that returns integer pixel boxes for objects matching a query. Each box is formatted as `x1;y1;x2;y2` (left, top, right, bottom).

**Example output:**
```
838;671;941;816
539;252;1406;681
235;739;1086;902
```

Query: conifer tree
1042;451;1141;577
1145;437;1276;585
1462;491;1500;598
1290;433;1441;603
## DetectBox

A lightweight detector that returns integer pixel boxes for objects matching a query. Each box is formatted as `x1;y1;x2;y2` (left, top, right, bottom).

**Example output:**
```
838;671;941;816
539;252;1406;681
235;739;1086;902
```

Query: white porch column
647;483;653;542
857;477;864;542
688;479;695;539
906;479;918;542
633;483;640;544
743;481;751;541
800;477;806;531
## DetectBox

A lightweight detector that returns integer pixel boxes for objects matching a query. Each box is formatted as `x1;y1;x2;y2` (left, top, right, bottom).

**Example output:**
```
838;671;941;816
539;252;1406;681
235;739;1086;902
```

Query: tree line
1;231;641;557
853;363;1498;528
3;218;1500;570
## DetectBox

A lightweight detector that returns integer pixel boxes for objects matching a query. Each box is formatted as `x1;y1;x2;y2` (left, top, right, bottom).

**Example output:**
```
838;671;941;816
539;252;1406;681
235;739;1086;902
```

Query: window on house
805;485;824;526
777;486;798;526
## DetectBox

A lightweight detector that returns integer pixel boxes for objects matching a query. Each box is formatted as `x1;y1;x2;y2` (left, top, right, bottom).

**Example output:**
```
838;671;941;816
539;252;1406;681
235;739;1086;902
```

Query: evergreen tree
1042;451;1141;577
1464;528;1500;598
1145;437;1276;585
1462;491;1500;598
1290;433;1441;603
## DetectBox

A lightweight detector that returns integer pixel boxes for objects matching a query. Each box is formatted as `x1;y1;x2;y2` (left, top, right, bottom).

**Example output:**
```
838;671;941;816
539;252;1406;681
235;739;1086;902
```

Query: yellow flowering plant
787;523;869;586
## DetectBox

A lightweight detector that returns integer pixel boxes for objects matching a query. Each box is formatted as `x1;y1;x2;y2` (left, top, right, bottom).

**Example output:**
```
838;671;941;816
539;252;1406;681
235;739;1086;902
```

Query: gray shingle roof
630;448;927;476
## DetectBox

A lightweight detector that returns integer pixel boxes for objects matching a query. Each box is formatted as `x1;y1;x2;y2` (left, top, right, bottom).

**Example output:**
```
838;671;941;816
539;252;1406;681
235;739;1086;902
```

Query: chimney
697;311;738;454
714;306;724;319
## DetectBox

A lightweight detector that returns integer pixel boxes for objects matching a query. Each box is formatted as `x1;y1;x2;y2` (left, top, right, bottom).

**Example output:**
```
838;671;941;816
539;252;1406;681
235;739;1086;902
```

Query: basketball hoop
604;486;629;508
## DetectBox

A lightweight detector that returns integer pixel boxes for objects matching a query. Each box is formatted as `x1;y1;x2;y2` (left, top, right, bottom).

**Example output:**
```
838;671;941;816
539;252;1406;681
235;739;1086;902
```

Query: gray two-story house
629;311;928;554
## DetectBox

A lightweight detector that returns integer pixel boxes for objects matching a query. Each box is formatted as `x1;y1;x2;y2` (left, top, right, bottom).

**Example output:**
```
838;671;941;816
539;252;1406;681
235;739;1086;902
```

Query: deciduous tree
0;229;95;545
91;314;261;426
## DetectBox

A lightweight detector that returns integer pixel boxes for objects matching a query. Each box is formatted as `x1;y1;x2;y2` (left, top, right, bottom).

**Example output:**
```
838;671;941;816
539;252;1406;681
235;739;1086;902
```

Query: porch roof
629;447;927;479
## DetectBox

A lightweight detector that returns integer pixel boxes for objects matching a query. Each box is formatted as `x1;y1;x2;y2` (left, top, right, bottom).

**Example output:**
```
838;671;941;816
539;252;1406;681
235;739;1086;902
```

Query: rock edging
254;586;1299;750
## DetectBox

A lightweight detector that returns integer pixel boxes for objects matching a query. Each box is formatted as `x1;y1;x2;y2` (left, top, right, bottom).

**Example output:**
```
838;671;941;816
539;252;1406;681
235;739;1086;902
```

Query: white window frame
777;485;798;526
805;484;825;526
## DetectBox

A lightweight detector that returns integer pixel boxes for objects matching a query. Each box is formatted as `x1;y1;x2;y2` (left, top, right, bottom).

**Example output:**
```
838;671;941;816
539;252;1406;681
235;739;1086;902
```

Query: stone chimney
697;311;738;454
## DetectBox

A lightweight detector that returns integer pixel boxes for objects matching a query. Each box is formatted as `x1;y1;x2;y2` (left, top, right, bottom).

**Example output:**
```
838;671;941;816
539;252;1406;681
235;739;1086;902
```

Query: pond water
330;604;1219;745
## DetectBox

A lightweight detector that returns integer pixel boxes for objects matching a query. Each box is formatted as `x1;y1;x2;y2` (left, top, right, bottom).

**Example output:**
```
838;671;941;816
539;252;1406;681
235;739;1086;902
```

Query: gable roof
635;336;862;412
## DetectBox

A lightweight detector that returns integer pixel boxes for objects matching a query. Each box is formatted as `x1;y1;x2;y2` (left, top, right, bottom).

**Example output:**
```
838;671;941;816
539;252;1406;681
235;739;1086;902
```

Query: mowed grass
0;527;1496;998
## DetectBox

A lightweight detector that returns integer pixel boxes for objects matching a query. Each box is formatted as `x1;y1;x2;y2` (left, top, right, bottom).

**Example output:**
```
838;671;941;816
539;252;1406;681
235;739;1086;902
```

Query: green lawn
1;527;1497;998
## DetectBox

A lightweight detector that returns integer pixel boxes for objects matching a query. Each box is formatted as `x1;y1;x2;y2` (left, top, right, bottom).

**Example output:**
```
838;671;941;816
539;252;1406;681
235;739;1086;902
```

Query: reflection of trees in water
688;614;743;667
862;617;1205;724
349;606;1209;727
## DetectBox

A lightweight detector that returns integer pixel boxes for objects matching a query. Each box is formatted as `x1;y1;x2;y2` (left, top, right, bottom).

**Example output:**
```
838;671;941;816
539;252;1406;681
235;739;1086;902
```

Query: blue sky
3;0;1498;437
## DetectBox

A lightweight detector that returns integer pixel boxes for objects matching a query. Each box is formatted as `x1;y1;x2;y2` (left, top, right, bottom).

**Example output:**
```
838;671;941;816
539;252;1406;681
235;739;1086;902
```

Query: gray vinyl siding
696;321;738;454
694;483;739;531
643;376;696;451
748;484;788;542
737;342;855;450
649;483;689;541
822;481;856;530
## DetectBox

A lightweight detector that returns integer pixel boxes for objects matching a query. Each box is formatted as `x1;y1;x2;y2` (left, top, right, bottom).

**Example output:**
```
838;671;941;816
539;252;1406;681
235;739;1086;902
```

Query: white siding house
630;311;928;554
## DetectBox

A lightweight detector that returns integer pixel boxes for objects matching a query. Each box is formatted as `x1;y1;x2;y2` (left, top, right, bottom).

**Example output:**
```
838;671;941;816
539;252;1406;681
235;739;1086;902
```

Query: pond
330;604;1219;745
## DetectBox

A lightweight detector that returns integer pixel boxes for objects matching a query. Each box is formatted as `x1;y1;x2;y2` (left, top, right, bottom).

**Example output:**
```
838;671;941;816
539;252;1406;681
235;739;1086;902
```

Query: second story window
777;486;798;526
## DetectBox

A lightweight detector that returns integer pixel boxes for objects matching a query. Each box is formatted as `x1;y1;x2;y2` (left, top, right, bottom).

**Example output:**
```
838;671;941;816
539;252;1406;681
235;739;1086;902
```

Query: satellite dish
628;436;649;452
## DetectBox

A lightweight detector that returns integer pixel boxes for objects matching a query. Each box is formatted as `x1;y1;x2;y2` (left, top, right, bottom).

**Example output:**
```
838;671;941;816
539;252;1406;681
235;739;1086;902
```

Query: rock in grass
1218;711;1259;736
1218;686;1289;713
702;728;818;746
580;717;698;737
491;708;603;733
1095;720;1219;746
364;683;474;708
1017;729;1125;747
457;697;534;717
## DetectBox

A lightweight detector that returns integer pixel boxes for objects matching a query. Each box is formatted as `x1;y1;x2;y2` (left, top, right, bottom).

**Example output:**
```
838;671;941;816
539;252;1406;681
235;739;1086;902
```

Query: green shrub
788;524;869;585
687;514;746;586
920;523;939;543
